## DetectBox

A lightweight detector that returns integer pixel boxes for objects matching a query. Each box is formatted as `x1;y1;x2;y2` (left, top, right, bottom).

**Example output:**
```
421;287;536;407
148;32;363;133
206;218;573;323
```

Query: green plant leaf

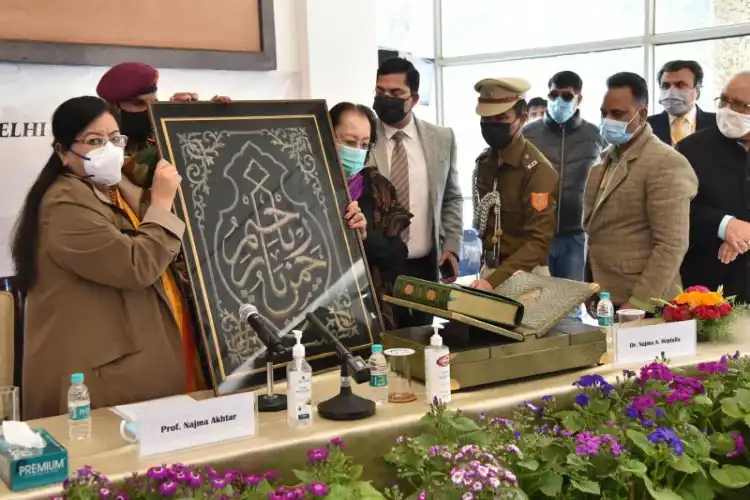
416;434;443;448
721;399;744;419
619;459;648;478
292;469;315;483
352;481;385;499
710;465;750;489
516;459;539;471
711;432;738;456
643;477;684;500
255;480;274;494
678;475;715;500
348;464;363;482
744;414;750;428
570;478;600;495
671;454;699;474
692;394;713;406
556;410;585;433
538;471;563;497
587;397;610;415
626;429;656;455
450;416;482;432
734;389;750;411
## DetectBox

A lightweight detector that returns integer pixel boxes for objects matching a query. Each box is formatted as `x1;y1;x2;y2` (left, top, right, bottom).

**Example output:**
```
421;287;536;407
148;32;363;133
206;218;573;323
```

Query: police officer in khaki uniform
469;78;559;291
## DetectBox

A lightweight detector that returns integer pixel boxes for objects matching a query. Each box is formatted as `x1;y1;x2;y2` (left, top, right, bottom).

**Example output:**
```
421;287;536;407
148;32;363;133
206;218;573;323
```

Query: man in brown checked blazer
583;72;698;314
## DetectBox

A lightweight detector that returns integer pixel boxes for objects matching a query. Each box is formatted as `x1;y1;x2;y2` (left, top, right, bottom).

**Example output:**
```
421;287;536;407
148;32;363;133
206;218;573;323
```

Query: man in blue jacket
524;71;606;288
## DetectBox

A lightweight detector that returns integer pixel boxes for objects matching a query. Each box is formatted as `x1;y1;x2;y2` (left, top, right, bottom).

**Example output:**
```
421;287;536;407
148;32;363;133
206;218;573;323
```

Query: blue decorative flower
574;393;589;407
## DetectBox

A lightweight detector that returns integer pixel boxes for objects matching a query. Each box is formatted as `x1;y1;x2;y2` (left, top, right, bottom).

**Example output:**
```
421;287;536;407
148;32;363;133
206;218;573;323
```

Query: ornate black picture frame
149;100;383;394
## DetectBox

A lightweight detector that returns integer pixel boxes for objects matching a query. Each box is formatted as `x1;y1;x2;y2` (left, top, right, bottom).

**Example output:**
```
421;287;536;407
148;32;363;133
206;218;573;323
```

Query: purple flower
698;360;729;375
654;408;665;419
461;493;474;500
575;431;602;456
542;395;553;401
523;401;543;414
187;471;202;488
417;491;428;500
307;448;329;463
648;427;684;456
263;471;279;481
158;480;178;496
727;433;745;458
115;495;128;500
99;488;111;498
625;407;638;419
211;477;228;489
477;412;486;421
147;466;169;480
640;363;673;383
329;437;344;449
630;396;656;415
245;473;262;486
732;350;741;360
574;393;589;407
622;369;636;378
574;374;614;394
307;482;329;497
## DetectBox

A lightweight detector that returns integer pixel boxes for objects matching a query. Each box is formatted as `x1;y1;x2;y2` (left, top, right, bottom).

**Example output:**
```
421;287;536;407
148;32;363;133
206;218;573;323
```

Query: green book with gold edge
390;276;524;327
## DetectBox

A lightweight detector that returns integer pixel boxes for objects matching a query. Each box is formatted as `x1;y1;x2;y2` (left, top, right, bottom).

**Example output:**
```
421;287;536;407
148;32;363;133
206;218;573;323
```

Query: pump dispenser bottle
287;330;313;428
424;324;451;404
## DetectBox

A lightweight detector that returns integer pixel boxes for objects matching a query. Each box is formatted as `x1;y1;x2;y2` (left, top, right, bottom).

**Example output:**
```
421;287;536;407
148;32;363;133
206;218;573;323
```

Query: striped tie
390;131;410;242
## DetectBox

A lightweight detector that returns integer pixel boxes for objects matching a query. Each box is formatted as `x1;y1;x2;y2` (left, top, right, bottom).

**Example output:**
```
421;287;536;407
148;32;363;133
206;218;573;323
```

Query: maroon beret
96;62;159;103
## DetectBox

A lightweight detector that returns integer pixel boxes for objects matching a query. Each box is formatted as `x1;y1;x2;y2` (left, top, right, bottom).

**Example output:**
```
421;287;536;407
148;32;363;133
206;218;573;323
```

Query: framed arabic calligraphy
149;100;383;394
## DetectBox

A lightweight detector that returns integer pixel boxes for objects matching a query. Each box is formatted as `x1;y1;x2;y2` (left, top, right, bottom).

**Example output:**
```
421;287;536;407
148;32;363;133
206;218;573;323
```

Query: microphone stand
306;312;375;421
258;347;287;413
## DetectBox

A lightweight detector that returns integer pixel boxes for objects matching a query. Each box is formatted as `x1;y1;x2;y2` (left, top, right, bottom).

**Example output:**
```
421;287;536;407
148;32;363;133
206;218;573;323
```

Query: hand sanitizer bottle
424;324;451;404
287;330;313;428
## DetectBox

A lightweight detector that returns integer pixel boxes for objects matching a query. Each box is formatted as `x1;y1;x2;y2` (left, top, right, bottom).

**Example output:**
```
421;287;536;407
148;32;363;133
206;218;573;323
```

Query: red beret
96;62;159;103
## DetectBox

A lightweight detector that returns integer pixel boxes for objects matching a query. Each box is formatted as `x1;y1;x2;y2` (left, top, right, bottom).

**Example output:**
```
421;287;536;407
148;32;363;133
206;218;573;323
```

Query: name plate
137;392;257;458
615;320;697;366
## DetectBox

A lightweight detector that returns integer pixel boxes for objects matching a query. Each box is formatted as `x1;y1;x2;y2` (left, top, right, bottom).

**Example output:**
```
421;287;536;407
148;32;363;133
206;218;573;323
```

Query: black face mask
480;121;515;151
373;94;409;126
119;109;153;145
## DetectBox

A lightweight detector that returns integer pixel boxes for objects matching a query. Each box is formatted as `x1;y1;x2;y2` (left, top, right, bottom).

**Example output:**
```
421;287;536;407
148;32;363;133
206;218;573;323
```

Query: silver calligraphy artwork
177;126;359;373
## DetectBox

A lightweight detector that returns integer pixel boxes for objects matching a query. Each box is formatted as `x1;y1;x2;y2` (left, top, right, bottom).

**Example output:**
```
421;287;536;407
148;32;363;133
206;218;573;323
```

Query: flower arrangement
654;285;736;341
385;353;750;499
52;438;382;499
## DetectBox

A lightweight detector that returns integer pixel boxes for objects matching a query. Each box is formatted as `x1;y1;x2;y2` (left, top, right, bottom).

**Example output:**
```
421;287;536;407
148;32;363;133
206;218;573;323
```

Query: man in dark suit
647;60;716;147
678;71;750;302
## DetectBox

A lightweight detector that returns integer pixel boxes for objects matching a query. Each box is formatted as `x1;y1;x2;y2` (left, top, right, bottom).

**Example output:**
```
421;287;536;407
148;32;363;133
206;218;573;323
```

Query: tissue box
0;429;68;492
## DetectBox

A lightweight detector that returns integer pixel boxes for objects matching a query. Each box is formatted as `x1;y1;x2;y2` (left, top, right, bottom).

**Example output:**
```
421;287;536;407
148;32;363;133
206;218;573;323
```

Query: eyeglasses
338;140;372;151
548;90;577;102
73;134;129;147
375;89;410;100
715;96;750;115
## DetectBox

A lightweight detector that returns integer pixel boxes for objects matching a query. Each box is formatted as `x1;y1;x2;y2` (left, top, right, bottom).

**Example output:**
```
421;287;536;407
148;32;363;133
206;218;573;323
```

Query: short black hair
528;97;547;108
376;57;420;93
657;60;704;88
606;72;648;107
329;102;378;145
549;70;583;93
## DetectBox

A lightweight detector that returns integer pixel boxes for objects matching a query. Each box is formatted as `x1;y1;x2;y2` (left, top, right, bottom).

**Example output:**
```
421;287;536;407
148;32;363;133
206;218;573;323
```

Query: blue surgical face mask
338;144;367;177
600;113;639;146
548;96;578;124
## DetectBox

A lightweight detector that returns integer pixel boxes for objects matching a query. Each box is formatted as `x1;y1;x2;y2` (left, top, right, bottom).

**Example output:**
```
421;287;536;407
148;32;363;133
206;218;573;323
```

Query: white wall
0;0;379;276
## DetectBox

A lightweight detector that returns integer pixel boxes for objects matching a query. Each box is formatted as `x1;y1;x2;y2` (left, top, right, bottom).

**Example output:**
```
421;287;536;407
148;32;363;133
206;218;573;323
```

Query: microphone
239;304;286;356
305;312;370;385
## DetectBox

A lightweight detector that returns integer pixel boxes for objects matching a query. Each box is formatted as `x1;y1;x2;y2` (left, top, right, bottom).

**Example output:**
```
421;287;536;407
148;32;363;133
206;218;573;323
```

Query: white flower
451;470;464;484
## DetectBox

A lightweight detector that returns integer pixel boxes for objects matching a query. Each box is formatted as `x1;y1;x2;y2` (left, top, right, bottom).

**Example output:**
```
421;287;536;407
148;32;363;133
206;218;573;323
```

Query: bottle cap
600;291;610;300
371;344;383;353
430;324;444;346
71;373;84;384
292;330;305;358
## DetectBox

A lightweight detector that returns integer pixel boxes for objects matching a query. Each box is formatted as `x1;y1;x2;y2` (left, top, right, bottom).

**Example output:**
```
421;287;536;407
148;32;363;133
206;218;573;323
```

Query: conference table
2;334;749;499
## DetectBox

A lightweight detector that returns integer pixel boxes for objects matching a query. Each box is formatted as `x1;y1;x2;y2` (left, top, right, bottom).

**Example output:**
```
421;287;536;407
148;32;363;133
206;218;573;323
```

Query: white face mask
717;107;750;139
81;142;124;186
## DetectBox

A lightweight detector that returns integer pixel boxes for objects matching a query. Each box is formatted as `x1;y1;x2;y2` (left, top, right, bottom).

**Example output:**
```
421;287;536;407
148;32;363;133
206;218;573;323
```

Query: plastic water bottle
597;292;615;364
368;344;388;405
67;373;91;440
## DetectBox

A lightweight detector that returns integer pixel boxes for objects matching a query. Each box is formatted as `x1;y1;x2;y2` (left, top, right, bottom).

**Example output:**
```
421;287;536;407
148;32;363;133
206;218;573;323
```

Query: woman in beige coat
13;96;188;419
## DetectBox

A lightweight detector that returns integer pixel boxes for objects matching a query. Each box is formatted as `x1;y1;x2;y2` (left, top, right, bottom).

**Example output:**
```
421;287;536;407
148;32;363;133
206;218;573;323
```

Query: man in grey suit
371;57;464;327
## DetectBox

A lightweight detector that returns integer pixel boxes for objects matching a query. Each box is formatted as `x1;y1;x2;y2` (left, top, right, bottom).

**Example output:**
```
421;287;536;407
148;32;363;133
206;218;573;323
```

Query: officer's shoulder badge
522;153;539;170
